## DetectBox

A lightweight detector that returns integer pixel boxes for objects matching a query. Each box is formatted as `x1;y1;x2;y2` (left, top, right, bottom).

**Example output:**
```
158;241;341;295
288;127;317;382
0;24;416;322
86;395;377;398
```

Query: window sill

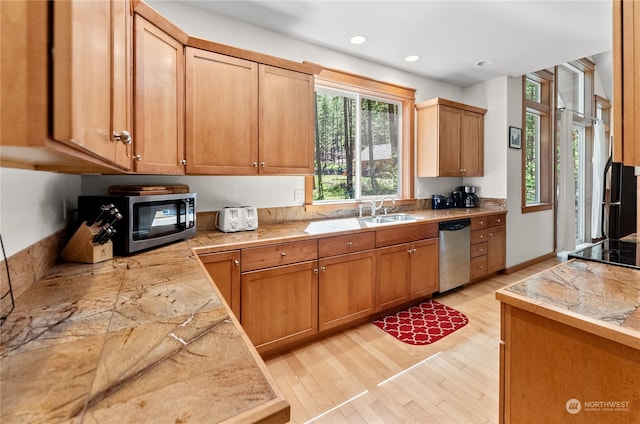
522;203;553;213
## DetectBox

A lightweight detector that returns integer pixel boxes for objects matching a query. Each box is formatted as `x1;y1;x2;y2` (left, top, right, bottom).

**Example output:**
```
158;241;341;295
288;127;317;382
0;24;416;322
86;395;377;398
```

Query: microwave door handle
180;199;193;229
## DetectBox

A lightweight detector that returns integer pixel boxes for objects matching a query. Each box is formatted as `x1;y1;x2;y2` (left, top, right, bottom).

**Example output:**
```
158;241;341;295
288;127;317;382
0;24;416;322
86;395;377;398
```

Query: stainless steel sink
358;213;421;227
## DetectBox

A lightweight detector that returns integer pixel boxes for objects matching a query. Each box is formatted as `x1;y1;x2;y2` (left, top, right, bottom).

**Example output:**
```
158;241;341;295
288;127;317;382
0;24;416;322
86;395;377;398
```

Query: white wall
0;168;81;257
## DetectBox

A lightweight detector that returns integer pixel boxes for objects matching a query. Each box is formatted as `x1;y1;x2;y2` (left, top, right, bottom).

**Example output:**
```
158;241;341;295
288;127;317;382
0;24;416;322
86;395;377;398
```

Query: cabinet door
53;0;132;168
319;251;375;331
241;261;318;352
460;110;484;176
437;105;462;177
410;238;439;298
258;65;314;174
185;48;258;175
487;226;506;273
134;15;185;174
376;244;411;311
199;251;241;318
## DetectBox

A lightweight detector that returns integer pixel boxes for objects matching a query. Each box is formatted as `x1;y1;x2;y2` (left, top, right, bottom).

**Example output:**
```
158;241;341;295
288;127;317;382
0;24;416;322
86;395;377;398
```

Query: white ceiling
179;0;612;88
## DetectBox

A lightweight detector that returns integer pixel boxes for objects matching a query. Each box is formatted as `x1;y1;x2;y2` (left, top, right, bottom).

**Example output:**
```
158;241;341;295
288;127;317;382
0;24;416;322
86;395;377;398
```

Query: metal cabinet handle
489;232;494;237
479;248;484;253
234;260;239;265
321;266;326;272
479;234;484;239
260;162;266;167
280;252;286;257
133;155;142;161
347;241;353;247
179;159;187;166
479;221;484;225
313;268;319;274
252;162;258;167
113;130;132;145
479;265;484;269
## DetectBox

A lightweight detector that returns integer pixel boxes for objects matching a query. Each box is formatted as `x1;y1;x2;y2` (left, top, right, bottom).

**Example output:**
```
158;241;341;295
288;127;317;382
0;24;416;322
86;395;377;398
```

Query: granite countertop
0;207;504;422
496;259;640;350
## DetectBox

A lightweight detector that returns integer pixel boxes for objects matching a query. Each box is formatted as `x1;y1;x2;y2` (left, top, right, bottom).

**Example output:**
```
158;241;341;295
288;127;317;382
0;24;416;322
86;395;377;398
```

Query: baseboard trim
503;252;558;275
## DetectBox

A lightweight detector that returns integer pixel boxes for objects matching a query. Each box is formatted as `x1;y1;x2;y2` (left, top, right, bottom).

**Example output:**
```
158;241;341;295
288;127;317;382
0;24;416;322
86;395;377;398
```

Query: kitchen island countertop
496;258;640;350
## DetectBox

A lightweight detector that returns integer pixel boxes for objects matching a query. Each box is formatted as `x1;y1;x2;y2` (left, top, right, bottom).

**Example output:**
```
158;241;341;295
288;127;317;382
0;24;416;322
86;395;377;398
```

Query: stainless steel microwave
78;193;196;255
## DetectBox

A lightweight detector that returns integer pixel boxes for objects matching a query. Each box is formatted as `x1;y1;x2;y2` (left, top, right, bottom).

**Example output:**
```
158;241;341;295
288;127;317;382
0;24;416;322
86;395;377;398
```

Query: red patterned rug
372;300;469;345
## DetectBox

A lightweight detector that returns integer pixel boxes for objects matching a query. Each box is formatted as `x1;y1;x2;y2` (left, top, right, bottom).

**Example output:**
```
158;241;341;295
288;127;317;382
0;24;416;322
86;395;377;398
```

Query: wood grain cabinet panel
258;65;315;175
409;238;439;298
241;240;317;272
416;98;487;177
487;226;506;273
613;0;640;165
318;251;375;331
241;261;318;353
318;232;375;257
198;250;241;318
185;48;258;175
133;15;185;174
52;0;132;170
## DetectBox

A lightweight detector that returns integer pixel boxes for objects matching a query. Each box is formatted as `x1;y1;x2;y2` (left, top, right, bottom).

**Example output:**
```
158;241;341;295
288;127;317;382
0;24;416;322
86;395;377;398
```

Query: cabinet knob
133;154;142;161
260;162;266;168
280;252;286;257
321;266;326;272
252;162;258;167
479;221;484;225
113;130;132;145
234;259;240;265
489;232;494;237
479;248;484;253
496;218;502;223
347;241;353;247
313;268;319;274
179;159;187;166
479;234;484;239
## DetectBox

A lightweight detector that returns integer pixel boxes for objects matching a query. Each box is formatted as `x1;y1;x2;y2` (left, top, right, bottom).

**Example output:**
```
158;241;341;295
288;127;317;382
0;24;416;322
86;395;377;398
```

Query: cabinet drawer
376;222;438;248
470;255;488;279
241;240;317;272
318;232;375;258
470;216;488;230
471;229;489;244
471;241;488;258
488;213;506;227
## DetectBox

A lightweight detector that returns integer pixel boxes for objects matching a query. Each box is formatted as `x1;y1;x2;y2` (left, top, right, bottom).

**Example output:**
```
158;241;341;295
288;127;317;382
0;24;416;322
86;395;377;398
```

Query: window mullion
354;93;362;200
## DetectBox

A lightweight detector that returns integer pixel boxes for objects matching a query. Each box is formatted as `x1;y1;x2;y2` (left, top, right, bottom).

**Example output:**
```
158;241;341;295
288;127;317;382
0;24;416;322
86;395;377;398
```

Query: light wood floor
265;257;561;424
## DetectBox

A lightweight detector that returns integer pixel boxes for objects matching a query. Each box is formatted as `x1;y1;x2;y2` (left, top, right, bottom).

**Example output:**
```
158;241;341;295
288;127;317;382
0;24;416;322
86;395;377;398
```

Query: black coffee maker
452;187;465;208
464;186;479;208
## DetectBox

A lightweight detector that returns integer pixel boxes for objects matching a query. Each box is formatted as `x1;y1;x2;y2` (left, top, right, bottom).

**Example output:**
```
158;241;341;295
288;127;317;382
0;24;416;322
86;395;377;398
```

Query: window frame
522;70;554;213
304;65;416;205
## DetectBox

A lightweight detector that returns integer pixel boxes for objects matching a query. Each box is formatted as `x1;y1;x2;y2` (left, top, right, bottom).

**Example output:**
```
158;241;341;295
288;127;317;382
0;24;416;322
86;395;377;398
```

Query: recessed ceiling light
405;55;420;62
350;35;367;45
476;59;494;67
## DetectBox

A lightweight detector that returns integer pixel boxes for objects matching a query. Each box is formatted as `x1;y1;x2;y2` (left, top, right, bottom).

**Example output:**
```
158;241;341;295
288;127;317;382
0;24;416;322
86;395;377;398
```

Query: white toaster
217;206;258;232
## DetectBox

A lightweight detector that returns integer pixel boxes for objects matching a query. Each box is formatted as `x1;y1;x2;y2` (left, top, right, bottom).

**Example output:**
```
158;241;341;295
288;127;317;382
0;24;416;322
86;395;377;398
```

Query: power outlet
294;189;305;202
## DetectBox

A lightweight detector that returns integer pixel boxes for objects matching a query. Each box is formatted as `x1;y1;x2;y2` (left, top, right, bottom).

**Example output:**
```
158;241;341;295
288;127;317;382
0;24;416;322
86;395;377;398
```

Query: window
314;88;401;201
522;70;554;212
306;67;415;205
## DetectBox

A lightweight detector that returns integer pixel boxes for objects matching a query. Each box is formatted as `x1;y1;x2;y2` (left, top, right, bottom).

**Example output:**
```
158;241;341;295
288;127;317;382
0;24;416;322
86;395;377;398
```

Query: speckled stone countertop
496;258;640;350
0;207;504;423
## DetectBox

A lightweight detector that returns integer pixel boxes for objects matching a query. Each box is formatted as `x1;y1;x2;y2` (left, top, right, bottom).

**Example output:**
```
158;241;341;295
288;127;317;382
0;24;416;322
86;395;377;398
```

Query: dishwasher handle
439;219;471;231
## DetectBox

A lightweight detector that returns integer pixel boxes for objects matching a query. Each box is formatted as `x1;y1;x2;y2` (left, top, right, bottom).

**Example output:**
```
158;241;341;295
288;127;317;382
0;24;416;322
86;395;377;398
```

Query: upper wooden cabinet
133;15;185;174
613;0;640;165
185;48;258;175
53;0;133;170
416;98;487;177
1;0;132;173
258;65;315;175
185;48;315;175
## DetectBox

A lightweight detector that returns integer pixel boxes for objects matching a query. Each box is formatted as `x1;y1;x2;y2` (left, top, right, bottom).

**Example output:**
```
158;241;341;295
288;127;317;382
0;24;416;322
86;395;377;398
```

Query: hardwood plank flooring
265;257;561;424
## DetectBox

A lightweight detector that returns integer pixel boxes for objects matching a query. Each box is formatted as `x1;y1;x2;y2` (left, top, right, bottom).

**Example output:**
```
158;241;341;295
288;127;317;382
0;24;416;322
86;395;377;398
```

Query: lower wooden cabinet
376;238;439;311
198;250;241;318
318;250;376;331
471;213;506;279
241;261;318;353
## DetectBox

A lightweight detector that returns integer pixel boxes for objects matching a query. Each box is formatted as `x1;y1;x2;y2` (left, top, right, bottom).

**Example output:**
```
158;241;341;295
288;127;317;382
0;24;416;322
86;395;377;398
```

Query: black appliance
569;239;639;270
78;193;196;255
452;189;465;208
464;186;479;208
432;195;447;210
602;159;637;239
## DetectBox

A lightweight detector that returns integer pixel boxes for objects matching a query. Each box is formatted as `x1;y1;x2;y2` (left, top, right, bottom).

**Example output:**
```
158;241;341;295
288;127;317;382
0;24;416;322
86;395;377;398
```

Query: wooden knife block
62;223;113;264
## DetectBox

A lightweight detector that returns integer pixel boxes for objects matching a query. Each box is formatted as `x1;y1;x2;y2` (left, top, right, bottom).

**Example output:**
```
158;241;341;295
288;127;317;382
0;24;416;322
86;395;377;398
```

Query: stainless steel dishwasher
438;219;471;292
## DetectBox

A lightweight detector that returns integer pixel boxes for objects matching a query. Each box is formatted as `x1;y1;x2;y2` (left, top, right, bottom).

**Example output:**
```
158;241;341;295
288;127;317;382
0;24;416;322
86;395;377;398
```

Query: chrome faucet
370;197;396;217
